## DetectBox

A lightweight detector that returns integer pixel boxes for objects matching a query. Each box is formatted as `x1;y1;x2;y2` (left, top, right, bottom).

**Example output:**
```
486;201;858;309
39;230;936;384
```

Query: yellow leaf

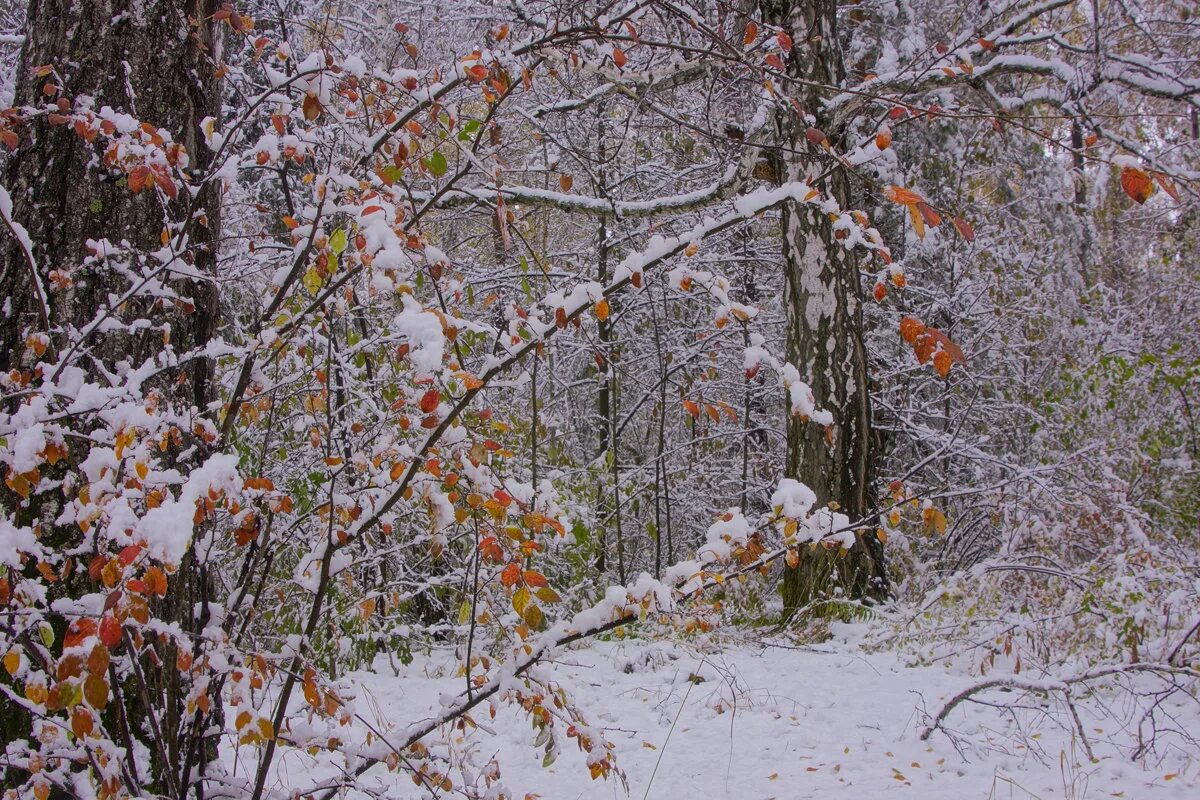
358;597;377;619
595;298;610;321
907;203;926;239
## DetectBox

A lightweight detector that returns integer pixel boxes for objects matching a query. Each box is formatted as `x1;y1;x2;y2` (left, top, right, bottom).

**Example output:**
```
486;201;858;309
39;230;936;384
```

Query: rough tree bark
761;0;887;616
0;1;222;794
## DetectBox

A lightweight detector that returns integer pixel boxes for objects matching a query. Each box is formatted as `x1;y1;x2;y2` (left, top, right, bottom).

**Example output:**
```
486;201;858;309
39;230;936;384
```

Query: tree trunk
761;0;887;616
0;1;222;794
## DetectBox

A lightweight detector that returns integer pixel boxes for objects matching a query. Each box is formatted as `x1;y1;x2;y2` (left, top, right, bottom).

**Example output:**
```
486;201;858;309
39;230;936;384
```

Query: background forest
0;1;1197;798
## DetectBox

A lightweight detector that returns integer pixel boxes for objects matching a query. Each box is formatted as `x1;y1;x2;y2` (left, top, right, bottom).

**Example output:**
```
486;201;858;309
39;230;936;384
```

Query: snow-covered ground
245;627;1197;799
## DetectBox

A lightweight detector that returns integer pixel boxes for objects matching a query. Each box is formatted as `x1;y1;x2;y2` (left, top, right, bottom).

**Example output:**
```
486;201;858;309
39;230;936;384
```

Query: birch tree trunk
761;0;887;615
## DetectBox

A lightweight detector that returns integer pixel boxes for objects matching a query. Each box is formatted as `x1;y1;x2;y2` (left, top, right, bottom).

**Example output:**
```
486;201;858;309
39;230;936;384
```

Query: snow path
246;633;1196;799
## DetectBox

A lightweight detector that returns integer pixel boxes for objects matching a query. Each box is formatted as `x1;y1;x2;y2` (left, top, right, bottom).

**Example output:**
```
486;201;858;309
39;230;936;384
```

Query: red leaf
99;616;122;648
1152;171;1181;203
418;389;440;413
952;216;975;242
64;619;98;649
916;201;942;227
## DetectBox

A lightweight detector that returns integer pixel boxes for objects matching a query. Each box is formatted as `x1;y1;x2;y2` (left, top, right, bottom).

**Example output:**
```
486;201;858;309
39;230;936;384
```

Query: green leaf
426;151;448;177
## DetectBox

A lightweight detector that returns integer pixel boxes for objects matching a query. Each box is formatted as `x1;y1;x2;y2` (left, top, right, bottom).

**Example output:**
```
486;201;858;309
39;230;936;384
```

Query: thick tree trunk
0;1;222;794
761;0;887;616
1;0;220;397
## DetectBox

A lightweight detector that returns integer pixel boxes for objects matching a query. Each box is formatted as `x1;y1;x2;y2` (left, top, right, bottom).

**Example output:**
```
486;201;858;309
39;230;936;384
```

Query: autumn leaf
743;22;758;47
595;298;610;321
144;566;168;597
302;93;322;122
99;616;122;648
1152;171;1181;203
419;389;440;413
1119;166;1155;204
885;185;925;206
916;202;942;227
907;203;926;239
952;216;975;242
71;706;94;738
500;562;521;587
128;165;151;193
612;48;627;68
933;349;953;378
899;315;926;345
682;399;700;418
358;597;377;619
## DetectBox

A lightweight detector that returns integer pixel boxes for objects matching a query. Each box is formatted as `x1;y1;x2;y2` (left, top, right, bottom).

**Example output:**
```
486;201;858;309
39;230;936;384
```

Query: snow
136;452;241;565
392;295;447;378
233;634;1197;799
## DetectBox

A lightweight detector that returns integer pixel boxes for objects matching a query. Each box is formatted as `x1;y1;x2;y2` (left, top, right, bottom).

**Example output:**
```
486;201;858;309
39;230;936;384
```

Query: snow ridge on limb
347;178;884;543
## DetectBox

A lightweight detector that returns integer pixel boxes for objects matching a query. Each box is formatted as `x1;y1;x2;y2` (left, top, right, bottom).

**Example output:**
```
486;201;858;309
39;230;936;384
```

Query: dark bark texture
0;2;223;795
1;0;220;405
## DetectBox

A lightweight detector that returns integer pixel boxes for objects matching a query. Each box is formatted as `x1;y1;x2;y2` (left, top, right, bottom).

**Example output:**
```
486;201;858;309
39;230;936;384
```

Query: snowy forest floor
239;625;1198;799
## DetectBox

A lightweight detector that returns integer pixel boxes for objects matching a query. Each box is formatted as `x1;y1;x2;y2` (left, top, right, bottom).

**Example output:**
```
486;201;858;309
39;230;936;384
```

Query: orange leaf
500;562;521;587
595;298;610;321
682;399;700;418
612;48;627;68
743;22;758;47
899;315;925;345
128;165;151;193
885;185;924;206
522;570;549;588
144;566;167;597
933;350;952;378
1119;166;1155;204
64;619;98;649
